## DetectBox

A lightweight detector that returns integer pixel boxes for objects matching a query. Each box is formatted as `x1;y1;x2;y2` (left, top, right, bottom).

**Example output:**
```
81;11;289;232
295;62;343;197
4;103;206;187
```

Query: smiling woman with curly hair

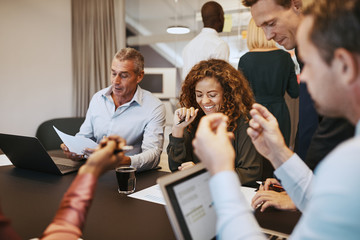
167;59;270;186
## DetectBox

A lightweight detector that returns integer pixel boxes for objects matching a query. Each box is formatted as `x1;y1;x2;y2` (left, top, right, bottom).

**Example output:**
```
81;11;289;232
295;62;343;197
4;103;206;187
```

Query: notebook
0;133;84;175
157;163;289;240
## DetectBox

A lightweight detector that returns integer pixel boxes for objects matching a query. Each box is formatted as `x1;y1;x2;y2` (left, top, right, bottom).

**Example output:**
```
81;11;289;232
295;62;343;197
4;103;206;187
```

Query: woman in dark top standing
238;18;299;146
167;59;270;187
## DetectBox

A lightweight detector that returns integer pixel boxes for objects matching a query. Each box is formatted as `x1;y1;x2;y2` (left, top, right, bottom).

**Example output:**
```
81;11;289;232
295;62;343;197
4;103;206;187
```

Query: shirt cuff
274;153;313;211
168;133;185;144
274;153;310;186
129;155;144;171
209;171;245;206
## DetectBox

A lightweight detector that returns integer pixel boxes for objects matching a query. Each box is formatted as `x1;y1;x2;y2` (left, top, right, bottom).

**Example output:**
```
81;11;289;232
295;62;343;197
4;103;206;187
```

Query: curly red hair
180;59;255;132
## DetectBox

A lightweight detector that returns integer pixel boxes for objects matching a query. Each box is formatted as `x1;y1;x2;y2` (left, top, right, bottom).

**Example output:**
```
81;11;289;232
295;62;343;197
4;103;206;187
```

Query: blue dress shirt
209;120;360;239
76;85;166;171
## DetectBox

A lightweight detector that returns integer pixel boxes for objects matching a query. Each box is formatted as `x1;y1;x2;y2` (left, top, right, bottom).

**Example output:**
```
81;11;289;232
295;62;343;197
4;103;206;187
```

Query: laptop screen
159;164;289;240
164;167;216;240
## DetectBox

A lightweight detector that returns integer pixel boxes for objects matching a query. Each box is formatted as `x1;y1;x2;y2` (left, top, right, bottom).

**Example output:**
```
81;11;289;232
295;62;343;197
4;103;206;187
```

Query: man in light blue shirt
192;0;360;239
62;48;166;171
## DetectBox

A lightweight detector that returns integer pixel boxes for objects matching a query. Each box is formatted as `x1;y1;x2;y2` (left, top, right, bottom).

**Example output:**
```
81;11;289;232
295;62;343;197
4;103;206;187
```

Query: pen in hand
114;145;133;154
255;181;285;192
268;184;285;192
177;118;186;125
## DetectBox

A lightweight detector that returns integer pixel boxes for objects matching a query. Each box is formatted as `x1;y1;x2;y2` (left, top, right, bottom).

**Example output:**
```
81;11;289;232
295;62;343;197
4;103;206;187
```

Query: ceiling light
166;26;190;34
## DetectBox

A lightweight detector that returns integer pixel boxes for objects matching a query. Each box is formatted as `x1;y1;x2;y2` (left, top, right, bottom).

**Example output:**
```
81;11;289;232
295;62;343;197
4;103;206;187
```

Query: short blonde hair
246;18;277;50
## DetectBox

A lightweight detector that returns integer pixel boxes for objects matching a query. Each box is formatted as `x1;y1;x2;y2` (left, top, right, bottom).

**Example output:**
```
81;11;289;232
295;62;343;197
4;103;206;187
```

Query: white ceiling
125;0;251;68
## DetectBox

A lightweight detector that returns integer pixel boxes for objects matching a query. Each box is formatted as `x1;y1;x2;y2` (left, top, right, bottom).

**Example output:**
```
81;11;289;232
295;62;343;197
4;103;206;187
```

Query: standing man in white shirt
61;48;166;171
182;1;230;79
192;0;360;239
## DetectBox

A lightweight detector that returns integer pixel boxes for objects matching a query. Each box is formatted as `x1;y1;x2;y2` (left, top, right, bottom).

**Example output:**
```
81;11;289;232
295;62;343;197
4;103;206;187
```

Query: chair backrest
36;117;85;150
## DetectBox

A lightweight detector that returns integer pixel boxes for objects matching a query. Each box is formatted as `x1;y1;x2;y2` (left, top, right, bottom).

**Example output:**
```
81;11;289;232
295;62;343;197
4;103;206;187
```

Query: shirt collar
132;85;143;106
104;86;113;97
201;27;219;35
356;120;360;137
103;85;143;106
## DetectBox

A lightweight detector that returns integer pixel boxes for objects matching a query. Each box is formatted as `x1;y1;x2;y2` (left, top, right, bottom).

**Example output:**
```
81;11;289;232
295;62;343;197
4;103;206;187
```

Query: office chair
36;117;85;150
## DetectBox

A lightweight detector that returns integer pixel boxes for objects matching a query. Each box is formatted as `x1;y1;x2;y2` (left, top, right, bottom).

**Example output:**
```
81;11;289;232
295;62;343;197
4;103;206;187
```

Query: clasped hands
192;103;296;211
78;135;129;178
192;103;292;175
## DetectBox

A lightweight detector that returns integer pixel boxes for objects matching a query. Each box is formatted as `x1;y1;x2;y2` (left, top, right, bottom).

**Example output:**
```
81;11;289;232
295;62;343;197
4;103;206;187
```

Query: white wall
0;0;72;136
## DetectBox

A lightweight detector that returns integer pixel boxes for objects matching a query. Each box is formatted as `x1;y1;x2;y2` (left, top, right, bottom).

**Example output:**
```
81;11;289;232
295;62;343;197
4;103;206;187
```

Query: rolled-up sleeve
130;103;165;171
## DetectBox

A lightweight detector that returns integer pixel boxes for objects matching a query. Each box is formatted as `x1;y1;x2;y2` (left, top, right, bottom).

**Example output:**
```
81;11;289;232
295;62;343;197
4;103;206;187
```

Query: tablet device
158;163;290;240
157;163;216;240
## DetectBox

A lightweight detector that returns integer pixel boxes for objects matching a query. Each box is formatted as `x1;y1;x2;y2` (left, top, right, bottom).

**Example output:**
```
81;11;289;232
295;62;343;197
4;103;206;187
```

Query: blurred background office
0;0;299;150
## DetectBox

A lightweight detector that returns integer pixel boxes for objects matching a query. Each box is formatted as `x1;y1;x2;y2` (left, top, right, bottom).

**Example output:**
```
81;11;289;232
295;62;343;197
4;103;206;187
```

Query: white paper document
240;186;258;207
128;183;257;208
53;126;98;155
128;184;166;205
0;154;12;166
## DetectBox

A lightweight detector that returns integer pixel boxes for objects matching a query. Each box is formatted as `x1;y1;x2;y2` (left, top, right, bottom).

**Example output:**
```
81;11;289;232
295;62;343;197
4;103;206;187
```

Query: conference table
0;151;301;239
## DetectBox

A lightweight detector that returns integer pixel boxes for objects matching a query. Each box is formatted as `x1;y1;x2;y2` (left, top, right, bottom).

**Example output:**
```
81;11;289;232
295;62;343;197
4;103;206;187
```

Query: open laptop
157;163;289;240
0;133;84;175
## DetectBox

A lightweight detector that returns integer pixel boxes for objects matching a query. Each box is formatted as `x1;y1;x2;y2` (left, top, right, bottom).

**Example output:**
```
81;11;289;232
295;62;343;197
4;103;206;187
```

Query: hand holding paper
53;126;98;155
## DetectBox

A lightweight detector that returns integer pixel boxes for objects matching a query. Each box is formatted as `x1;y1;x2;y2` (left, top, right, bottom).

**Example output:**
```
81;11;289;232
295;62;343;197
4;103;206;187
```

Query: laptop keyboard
57;164;76;171
265;233;287;240
263;229;288;240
